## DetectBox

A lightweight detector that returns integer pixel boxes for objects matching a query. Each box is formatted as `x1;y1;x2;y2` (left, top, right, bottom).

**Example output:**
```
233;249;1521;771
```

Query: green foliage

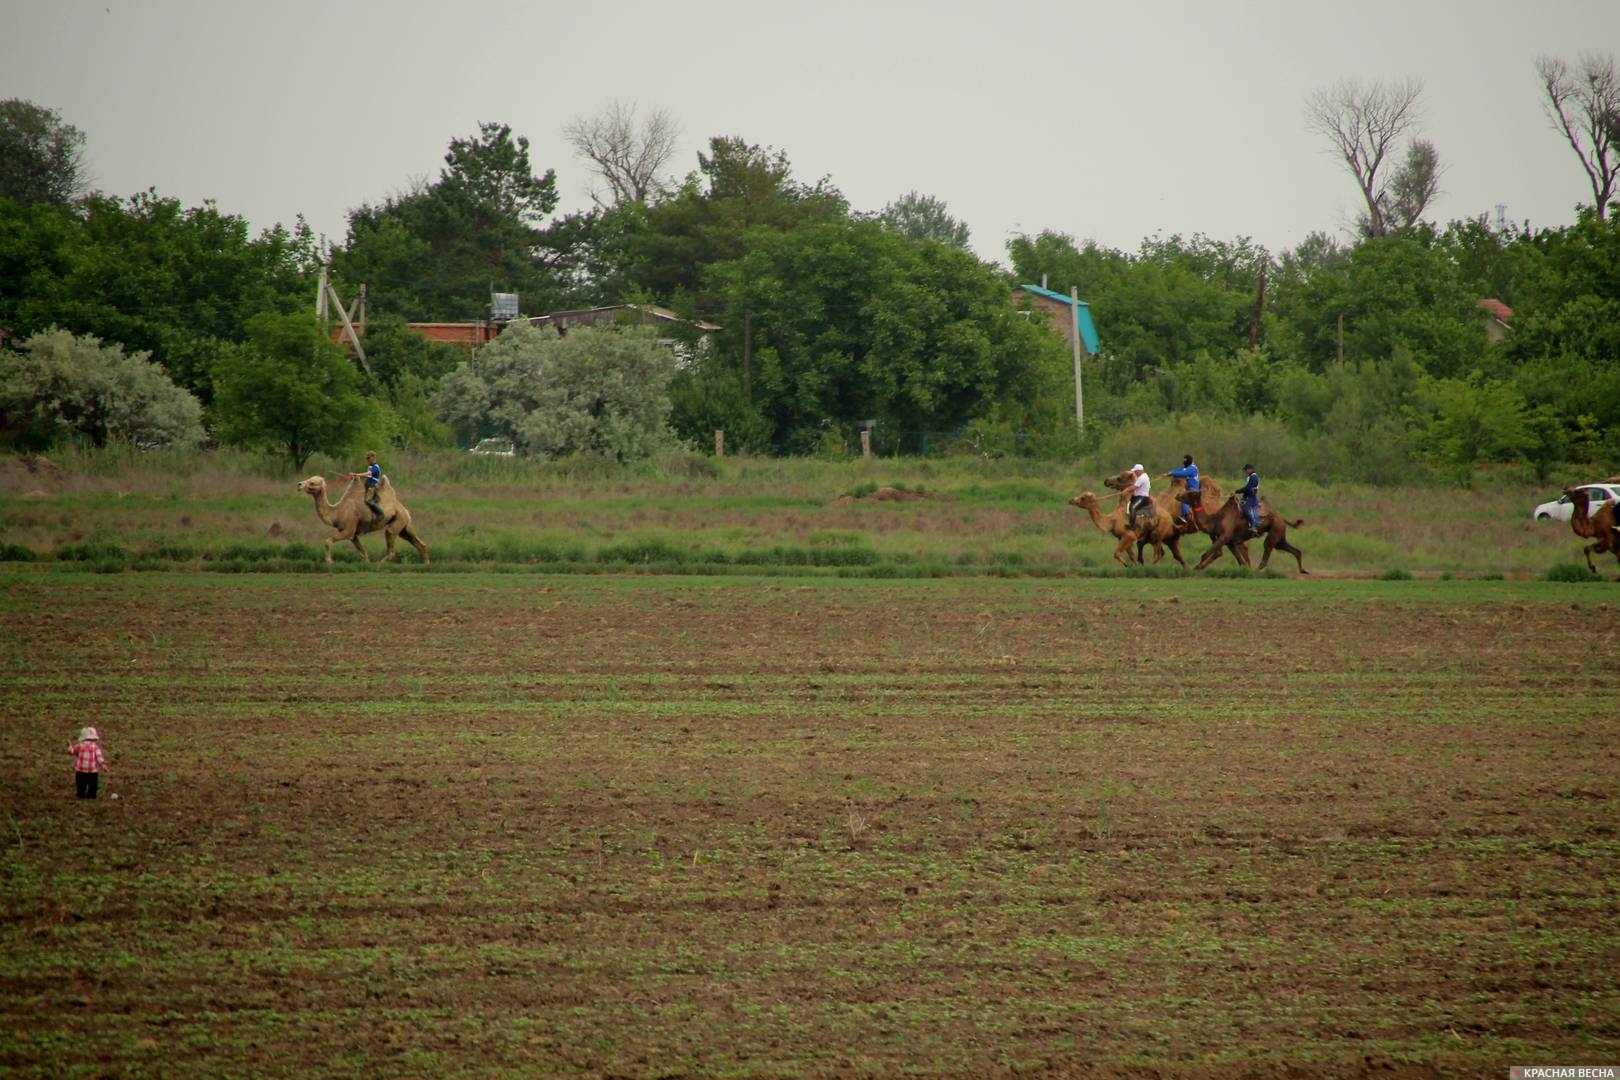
0;328;204;449
1412;373;1534;466
210;313;379;469
329;123;567;320
0;98;87;206
669;368;773;454
1544;562;1598;582
876;190;971;249
0;192;318;401
359;315;463;390
618;137;849;310
704;219;1063;452
433;324;678;462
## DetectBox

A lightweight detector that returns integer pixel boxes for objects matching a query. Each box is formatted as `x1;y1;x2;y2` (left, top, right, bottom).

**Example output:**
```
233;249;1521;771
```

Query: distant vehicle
1532;483;1620;521
468;438;515;458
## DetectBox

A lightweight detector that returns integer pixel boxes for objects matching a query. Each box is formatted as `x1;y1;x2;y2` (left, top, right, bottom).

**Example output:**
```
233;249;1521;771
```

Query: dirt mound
1;454;66;496
832;486;936;504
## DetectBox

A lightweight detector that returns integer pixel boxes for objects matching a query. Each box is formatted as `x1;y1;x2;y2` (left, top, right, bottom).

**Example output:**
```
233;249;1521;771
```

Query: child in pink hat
67;727;107;800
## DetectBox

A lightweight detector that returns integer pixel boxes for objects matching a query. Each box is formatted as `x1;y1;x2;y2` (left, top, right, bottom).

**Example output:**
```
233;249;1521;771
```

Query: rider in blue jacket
1239;463;1261;533
1164;454;1199;527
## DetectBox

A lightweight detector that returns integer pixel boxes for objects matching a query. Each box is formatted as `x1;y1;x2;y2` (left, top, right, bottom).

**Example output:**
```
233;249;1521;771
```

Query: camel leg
400;527;429;564
1261;536;1308;575
1195;540;1225;571
1113;534;1135;566
382;529;399;563
349;534;369;562
324;536;336;564
1167;534;1186;569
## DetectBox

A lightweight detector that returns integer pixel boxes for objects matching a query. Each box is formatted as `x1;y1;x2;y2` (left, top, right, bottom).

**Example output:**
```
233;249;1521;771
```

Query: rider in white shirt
1128;464;1152;530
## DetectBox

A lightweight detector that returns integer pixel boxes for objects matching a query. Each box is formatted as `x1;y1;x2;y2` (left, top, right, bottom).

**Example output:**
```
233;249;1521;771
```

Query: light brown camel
296;474;430;564
1068;491;1186;567
1182;489;1307;573
1566;485;1620;576
1103;469;1221;561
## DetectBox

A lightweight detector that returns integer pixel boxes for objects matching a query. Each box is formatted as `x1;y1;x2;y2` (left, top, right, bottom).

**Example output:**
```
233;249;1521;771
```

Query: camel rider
1164;454;1199;527
353;451;384;520
1239;463;1261;534
1126;463;1152;530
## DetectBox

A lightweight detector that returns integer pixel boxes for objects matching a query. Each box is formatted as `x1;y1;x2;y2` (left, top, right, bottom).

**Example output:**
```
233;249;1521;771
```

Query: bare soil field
1;573;1617;1077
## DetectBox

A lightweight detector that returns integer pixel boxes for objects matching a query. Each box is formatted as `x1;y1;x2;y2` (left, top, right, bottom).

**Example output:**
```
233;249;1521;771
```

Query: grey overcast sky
5;0;1618;266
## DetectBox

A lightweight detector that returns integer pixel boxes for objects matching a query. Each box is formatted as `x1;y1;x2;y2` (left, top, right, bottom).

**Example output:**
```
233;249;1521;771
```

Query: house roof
1478;298;1513;321
1015;285;1101;354
524;304;721;333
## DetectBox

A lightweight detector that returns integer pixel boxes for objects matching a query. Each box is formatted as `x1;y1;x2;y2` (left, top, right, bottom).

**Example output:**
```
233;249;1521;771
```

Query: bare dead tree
1536;53;1620;220
1306;78;1428;237
563;100;679;207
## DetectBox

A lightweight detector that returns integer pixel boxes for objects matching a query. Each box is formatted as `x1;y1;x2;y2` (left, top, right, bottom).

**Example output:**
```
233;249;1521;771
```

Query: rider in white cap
1127;464;1152;530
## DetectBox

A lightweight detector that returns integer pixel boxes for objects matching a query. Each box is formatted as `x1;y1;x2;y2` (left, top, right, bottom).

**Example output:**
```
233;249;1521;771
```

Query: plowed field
2;574;1617;1077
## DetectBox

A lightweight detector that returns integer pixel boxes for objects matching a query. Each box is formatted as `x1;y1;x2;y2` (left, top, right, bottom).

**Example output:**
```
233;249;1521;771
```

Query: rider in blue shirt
1164;454;1199;527
1239;463;1261;533
355;450;384;519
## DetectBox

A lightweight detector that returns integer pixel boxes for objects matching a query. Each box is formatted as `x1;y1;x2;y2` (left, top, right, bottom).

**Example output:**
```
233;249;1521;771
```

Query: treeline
2;99;1617;480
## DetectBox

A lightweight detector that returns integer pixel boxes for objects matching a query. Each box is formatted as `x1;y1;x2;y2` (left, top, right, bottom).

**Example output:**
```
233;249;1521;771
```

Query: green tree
706;219;1061;452
622;137;848;310
330;123;567;321
433;323;678;462
1287;236;1484;376
0;99;87;207
0;192;318;401
876;191;971;249
0;328;204;450
211;313;377;469
1414;372;1534;466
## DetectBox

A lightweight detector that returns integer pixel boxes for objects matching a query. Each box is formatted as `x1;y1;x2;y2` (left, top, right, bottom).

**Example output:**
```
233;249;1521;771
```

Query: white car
1532;483;1620;521
468;438;516;458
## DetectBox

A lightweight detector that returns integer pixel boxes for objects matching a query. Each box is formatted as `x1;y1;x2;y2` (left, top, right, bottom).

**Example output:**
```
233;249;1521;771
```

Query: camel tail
1286;517;1305;528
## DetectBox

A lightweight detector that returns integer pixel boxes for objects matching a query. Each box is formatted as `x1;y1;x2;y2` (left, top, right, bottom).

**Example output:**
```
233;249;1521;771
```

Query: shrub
1544;562;1598;582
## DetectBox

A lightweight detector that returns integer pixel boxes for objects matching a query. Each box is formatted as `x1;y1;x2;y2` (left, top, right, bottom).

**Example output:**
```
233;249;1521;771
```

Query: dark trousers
1128;496;1151;527
75;771;99;799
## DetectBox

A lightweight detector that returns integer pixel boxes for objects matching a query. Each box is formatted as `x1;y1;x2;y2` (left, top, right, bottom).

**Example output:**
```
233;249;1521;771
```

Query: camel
1566;486;1620;576
1068;491;1187;568
1182;488;1307;573
296;474;429;564
1104;469;1225;562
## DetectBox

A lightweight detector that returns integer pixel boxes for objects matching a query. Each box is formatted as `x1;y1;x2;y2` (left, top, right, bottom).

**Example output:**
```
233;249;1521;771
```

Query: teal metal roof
1017;284;1100;354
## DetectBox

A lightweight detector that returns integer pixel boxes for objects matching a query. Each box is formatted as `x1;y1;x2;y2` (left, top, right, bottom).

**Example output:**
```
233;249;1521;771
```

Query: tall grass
0;446;1604;579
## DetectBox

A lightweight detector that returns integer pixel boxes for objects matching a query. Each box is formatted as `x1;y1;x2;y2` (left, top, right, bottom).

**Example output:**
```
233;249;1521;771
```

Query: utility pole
1071;286;1084;430
1248;262;1267;350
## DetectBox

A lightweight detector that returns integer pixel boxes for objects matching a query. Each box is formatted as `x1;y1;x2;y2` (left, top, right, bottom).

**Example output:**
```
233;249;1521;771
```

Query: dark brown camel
1566;486;1620;576
1183;489;1308;573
